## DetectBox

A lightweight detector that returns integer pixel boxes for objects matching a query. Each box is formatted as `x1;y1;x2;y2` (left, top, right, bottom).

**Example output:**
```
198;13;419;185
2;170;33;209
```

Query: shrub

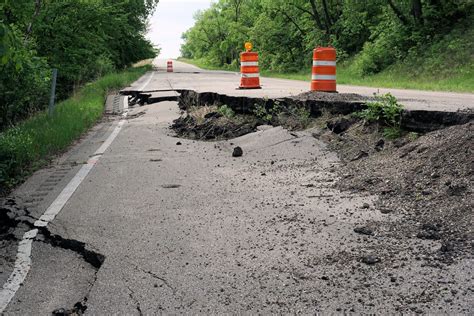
351;14;409;75
357;93;404;139
253;101;282;123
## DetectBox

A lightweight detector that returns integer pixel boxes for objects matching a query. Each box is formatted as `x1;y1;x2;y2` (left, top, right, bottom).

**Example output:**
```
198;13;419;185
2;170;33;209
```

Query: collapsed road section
121;88;474;133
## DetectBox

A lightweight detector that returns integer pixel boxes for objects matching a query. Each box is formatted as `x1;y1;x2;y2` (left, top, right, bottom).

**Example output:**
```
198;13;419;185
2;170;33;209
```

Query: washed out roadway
3;60;473;314
123;59;474;112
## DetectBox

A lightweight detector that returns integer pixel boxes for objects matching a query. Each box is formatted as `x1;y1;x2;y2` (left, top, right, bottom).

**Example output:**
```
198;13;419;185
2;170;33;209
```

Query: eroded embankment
169;90;371;140
318;120;473;263
180;90;474;132
177;90;368;116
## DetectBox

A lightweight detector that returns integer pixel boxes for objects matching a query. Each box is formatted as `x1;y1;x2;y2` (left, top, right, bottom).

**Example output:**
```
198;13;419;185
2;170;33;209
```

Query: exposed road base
122;88;474;132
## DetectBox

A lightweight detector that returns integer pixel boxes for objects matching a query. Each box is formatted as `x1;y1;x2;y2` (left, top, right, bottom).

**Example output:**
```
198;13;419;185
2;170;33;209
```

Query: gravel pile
291;91;370;102
330;121;473;261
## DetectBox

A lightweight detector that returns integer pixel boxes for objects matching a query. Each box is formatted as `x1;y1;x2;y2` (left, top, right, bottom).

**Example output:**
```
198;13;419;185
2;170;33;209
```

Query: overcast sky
147;0;214;59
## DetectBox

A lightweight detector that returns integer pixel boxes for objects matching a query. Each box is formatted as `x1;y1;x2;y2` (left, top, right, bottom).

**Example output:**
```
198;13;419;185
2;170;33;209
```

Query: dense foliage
181;0;473;74
0;0;159;130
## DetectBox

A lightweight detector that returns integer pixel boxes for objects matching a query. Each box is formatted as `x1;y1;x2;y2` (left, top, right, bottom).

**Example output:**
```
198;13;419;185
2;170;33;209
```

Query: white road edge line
138;71;154;91
0;97;129;313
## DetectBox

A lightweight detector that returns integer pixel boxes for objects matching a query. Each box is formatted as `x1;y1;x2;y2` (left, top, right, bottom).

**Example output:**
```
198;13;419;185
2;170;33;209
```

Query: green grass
180;57;473;93
263;65;474;92
336;63;474;93
0;66;151;193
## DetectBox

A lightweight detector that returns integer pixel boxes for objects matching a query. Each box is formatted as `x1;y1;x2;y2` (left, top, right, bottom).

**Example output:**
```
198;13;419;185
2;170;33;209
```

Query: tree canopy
1;0;159;130
181;0;473;73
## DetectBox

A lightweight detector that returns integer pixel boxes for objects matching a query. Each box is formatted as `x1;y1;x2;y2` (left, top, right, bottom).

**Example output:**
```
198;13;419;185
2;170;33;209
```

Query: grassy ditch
0;65;151;194
259;62;474;93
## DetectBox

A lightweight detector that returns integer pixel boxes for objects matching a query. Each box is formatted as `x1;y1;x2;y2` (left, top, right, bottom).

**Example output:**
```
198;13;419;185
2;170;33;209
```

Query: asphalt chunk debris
232;146;243;157
354;226;374;236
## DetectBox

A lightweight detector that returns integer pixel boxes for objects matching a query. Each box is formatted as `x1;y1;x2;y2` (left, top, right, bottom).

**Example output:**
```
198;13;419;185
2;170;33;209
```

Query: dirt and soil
290;91;370;103
171;102;316;141
312;118;473;313
319;120;473;263
171;106;258;140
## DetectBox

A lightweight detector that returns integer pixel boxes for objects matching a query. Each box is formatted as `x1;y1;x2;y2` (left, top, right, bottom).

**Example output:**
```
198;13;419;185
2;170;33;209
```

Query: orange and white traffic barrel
167;60;173;73
239;42;261;89
311;47;336;92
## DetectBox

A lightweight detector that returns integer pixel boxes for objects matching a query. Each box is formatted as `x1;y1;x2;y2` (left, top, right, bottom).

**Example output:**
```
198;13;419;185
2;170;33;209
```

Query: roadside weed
408;132;420;141
383;127;402;139
253;101;281;123
357;93;404;139
217;105;235;118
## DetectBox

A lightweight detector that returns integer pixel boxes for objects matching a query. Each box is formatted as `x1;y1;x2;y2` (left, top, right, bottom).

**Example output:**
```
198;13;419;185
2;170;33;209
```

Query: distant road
149;59;473;112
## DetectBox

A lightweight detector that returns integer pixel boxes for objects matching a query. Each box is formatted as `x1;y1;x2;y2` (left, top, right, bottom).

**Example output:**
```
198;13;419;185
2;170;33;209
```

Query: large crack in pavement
1;198;105;314
121;88;474;132
36;227;105;270
126;285;143;316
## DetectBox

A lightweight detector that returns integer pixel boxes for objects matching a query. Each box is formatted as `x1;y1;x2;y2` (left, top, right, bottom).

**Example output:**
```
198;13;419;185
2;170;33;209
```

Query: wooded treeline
181;0;473;73
0;0;159;130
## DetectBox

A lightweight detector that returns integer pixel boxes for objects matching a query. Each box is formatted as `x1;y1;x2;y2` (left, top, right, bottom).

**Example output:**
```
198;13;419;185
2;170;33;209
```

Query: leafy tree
0;0;160;129
181;0;473;76
0;22;50;130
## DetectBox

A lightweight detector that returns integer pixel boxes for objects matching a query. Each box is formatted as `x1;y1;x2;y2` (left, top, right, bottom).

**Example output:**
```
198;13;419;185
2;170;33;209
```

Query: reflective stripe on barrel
241;73;260;78
240;52;261;89
311;47;336;92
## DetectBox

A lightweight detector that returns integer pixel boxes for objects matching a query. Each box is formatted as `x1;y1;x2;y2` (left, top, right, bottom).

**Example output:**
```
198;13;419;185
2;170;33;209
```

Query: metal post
48;68;58;116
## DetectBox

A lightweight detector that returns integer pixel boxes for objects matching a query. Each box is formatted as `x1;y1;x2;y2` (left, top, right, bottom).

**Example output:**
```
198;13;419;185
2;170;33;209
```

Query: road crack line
127;285;143;316
136;266;177;295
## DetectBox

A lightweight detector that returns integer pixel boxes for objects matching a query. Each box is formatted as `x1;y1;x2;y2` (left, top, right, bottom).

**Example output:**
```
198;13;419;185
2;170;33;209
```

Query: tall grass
0;66;151;193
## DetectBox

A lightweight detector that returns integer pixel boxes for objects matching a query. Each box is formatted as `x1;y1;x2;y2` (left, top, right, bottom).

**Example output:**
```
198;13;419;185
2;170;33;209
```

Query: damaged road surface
1;60;472;314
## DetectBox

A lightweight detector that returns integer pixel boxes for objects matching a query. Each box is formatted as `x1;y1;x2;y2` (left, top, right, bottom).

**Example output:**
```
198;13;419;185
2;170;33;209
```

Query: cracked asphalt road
3;62;473;314
5;100;383;314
